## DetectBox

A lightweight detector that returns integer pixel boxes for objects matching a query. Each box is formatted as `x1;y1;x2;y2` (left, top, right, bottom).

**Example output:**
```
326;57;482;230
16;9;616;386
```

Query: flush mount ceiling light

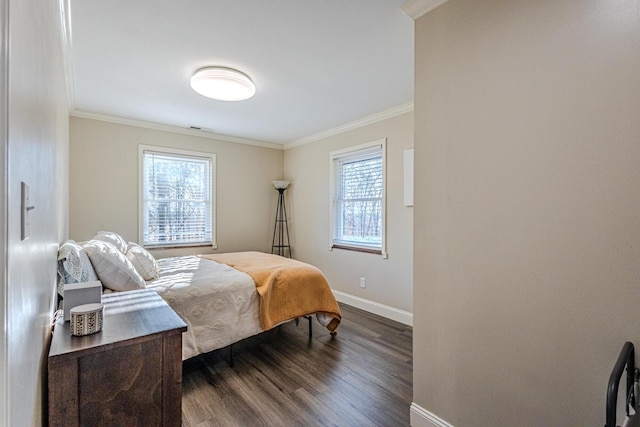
190;67;256;101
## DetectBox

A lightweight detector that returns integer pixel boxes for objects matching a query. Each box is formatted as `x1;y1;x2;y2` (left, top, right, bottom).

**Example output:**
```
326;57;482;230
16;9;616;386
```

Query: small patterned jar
70;303;104;336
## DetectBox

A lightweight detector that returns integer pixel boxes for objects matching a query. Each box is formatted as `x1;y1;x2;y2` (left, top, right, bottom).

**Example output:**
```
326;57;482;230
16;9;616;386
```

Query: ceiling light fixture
190;67;256;101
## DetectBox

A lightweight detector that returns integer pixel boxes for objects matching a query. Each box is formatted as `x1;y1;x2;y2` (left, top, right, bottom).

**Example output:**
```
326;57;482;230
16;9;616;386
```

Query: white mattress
147;255;263;360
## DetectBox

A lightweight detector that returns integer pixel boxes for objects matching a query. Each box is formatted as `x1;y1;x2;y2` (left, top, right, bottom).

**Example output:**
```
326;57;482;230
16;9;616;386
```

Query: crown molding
70;110;284;150
284;102;414;150
401;0;450;20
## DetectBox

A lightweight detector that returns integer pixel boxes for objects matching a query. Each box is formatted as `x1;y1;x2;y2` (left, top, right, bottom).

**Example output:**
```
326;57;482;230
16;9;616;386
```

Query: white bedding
147;255;263;360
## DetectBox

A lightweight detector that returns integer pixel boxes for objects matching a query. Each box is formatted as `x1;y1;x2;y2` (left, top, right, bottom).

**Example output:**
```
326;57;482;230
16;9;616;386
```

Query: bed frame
606;341;639;427
226;315;313;368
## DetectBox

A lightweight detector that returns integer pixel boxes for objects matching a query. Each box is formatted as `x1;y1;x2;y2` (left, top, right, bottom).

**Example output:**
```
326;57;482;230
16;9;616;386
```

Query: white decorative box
63;280;102;321
70;303;104;336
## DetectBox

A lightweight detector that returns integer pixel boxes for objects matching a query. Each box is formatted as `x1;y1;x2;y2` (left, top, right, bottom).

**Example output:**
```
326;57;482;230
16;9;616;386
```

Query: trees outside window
330;140;386;255
139;146;215;248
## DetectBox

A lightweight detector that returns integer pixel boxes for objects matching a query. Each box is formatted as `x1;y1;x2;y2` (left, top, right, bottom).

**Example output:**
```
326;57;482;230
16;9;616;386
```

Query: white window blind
331;141;386;254
140;147;215;248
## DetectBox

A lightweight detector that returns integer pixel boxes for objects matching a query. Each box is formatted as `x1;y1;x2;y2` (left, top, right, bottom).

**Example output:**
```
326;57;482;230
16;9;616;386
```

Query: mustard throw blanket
201;252;341;332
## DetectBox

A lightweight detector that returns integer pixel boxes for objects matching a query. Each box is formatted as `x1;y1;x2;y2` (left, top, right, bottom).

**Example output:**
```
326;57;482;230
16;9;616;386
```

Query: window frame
329;139;387;257
138;145;217;249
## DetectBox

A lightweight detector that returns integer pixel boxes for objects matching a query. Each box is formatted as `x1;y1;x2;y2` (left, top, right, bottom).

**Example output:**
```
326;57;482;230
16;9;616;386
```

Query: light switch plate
21;182;30;240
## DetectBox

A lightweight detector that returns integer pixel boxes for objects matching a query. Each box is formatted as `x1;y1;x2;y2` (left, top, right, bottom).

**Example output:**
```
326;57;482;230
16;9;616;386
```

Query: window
139;145;216;248
330;139;386;256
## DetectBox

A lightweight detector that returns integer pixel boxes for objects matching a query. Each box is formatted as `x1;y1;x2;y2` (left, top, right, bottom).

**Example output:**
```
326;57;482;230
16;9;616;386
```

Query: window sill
144;242;217;250
331;244;382;255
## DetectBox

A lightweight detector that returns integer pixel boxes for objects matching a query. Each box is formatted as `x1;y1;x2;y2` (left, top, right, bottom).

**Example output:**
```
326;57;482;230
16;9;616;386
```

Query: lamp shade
190;67;256;101
272;181;290;190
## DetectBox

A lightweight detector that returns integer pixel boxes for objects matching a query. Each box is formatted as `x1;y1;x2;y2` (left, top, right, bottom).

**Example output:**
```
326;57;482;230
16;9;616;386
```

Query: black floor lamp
271;180;291;258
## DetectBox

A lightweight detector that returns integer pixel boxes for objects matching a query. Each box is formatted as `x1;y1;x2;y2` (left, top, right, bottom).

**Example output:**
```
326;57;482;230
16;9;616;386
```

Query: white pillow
92;231;128;253
84;240;146;292
126;242;158;281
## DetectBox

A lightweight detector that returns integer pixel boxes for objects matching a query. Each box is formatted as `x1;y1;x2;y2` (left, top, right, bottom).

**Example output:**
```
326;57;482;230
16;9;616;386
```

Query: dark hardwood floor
181;303;413;427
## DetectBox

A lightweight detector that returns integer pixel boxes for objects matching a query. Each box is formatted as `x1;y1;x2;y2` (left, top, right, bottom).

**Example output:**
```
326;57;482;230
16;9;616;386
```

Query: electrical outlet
360;277;366;288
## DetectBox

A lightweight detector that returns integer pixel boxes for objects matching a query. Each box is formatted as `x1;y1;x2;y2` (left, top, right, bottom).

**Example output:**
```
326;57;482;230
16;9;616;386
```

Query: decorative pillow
126;242;159;281
92;231;128;253
57;240;99;295
83;240;146;292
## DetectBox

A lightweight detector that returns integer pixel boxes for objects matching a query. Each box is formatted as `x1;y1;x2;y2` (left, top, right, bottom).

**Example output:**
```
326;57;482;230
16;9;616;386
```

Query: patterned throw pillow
57;240;99;295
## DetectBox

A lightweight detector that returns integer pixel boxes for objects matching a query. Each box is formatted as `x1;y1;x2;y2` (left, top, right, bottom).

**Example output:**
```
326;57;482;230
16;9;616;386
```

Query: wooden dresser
48;289;187;427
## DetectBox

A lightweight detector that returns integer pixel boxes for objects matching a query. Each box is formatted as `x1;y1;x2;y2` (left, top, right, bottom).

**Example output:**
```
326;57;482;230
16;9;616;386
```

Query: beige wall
2;0;70;425
69;117;284;257
284;112;413;314
413;1;640;425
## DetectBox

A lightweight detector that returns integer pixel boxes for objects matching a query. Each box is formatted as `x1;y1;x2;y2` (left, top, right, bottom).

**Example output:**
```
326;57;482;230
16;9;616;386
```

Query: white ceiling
68;0;414;146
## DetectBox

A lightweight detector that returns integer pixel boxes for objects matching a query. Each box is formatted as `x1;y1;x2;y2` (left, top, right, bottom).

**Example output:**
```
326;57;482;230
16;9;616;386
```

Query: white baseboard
410;403;454;427
332;290;413;326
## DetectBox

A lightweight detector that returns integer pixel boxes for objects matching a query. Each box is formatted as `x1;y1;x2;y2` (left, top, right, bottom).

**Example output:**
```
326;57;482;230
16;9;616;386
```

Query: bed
606;341;640;427
57;232;342;361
